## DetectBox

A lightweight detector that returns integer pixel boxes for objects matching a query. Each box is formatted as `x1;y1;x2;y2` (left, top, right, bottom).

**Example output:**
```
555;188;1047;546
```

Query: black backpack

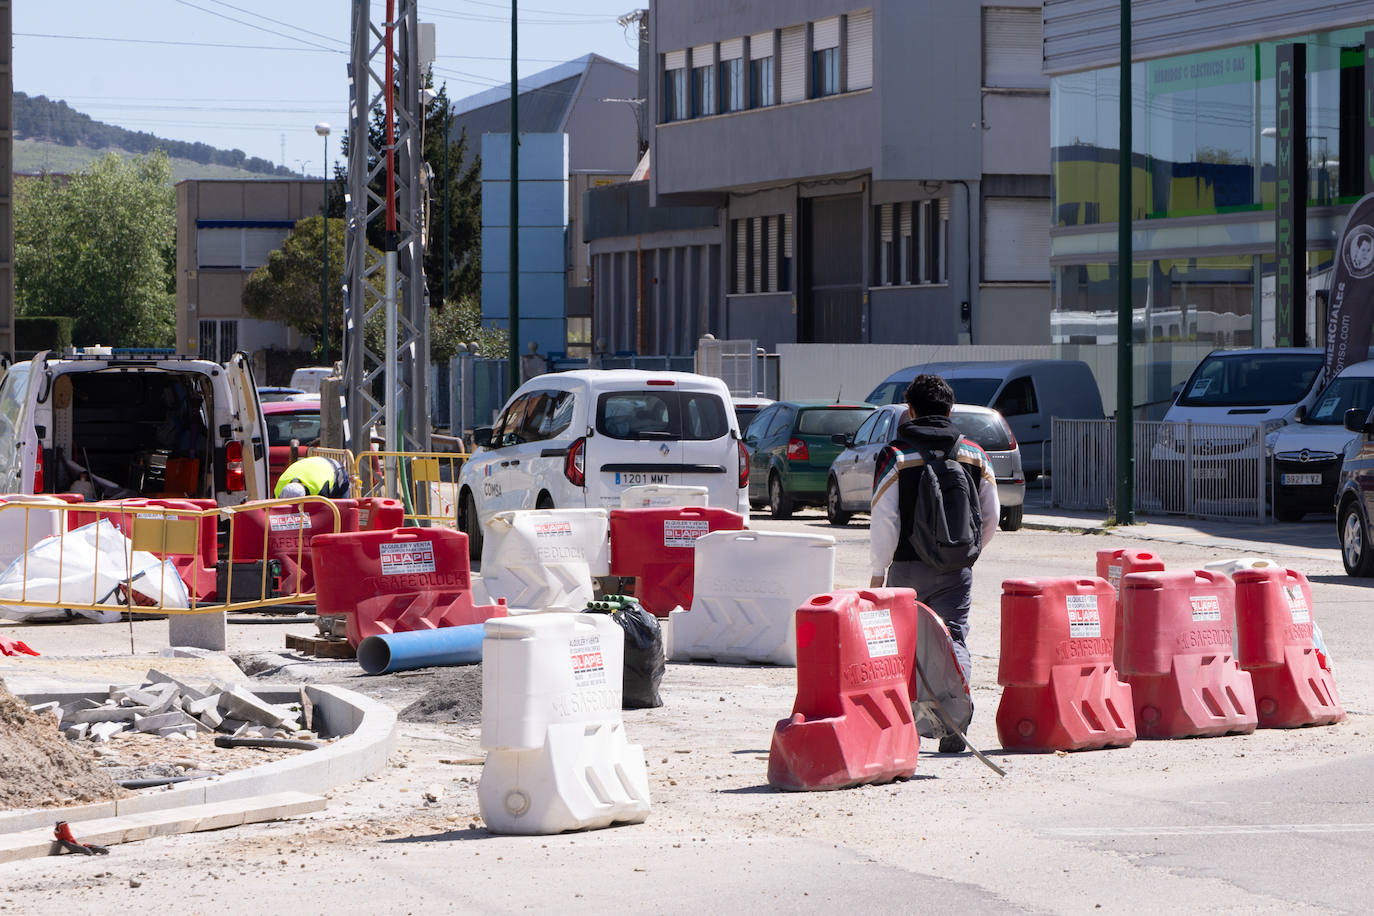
905;443;982;572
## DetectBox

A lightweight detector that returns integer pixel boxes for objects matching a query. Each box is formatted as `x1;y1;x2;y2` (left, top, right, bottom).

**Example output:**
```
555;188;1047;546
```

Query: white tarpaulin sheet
0;519;190;622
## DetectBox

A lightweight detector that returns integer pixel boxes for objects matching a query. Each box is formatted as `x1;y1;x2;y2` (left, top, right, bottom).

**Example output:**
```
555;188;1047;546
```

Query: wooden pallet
285;632;356;659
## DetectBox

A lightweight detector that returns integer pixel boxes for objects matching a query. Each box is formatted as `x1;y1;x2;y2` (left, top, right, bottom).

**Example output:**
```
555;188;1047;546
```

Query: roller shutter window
938;198;950;282
720;37;746;112
691;44;716;117
720;38;744;60
734;219;747;293
983;7;1047;90
846;10;873;90
243;228;289;268
752;217;764;294
767;216;779;292
899;202;913;285
781;213;793;292
877;203;893;286
197;228;242;268
813;17;840;50
780;25;806;103
750;31;774;108
983;198;1051;283
664;50;688;121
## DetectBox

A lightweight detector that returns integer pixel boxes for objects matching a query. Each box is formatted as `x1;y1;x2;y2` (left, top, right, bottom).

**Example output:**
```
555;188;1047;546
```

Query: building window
691;43;717;118
812;47;840;98
196;226;289;270
199;319;238;363
875;200;946;287
664;66;688;122
720;57;745;113
750;56;774;108
846;10;873;91
733;215;790;294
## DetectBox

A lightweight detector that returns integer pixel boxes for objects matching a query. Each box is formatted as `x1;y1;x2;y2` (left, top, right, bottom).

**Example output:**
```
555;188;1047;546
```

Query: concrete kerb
0;683;396;836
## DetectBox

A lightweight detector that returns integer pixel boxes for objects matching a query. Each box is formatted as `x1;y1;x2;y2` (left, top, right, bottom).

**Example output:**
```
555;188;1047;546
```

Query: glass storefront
1050;23;1369;378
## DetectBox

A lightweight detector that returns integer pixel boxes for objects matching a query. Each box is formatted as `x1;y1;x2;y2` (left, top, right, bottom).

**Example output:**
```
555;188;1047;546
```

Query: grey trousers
886;561;974;686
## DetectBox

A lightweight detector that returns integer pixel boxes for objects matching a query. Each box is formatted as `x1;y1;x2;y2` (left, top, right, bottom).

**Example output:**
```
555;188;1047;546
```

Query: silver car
825;403;1026;530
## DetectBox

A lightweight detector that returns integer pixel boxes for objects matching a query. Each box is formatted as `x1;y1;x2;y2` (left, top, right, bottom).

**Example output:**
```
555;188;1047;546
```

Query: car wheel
459;489;483;561
999;504;1024;532
825;478;851;526
769;473;793;519
1340;503;1374;577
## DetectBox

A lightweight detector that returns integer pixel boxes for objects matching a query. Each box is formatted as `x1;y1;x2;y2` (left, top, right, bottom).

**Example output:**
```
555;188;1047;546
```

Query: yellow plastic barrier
0;496;343;618
350;450;470;529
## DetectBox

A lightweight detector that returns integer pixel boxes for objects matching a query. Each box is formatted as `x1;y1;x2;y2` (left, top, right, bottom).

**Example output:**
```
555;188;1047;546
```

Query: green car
743;401;875;518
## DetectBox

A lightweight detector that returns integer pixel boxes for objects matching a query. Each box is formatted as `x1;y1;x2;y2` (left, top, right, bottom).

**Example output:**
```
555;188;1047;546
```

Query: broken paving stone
218;685;298;729
71;705;148;725
64;723;90;741
89;722;125;743
134;711;203;734
157;724;198;738
144;669;211;702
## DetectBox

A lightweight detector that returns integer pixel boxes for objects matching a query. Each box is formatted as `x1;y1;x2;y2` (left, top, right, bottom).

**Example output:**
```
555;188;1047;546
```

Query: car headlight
1262;418;1288;437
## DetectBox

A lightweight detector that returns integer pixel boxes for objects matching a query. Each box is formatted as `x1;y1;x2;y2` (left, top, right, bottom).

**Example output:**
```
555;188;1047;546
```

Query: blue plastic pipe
356;624;485;675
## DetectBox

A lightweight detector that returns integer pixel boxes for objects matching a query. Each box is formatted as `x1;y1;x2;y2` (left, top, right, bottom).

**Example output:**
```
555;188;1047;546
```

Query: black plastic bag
586;595;664;709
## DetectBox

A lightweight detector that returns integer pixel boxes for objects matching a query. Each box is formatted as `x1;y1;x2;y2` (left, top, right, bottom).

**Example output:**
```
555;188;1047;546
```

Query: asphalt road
1;503;1371;915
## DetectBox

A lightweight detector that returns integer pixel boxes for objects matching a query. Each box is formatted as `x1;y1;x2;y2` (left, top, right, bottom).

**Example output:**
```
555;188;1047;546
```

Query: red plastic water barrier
230;498;361;594
1233;567;1344;728
1119;569;1257;738
1095;548;1165;669
357;497;405;531
767;588;919;791
69;498;218;600
312;527;507;647
996;577;1135;752
608;506;746;616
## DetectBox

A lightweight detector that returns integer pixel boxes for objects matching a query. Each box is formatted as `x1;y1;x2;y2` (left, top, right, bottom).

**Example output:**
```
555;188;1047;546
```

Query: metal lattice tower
343;0;430;455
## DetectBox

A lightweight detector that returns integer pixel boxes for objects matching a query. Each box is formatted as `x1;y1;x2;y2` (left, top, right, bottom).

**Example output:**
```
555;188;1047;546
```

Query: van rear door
227;353;269;501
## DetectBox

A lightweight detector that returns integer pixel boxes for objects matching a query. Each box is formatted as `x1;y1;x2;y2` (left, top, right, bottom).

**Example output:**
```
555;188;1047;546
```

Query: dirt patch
0;676;128;811
396;665;484;725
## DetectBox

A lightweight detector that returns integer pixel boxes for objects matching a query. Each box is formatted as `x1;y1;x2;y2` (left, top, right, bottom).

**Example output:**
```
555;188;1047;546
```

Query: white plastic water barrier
0;496;71;570
479;612;651;834
670;529;836;666
619;484;709;509
1203;556;1280;577
480;509;610;613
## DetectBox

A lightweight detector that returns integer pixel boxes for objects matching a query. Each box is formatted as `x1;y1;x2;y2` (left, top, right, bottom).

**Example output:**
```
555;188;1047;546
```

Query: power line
171;0;340;52
15;31;341;53
198;0;347;47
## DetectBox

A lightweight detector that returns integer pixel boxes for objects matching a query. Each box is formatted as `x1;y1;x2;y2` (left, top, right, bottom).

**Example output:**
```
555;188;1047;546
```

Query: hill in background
13;91;307;182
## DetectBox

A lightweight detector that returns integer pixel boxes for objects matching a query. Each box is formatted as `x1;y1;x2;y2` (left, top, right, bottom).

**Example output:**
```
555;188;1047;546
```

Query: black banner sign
1322;191;1374;382
1276;43;1307;347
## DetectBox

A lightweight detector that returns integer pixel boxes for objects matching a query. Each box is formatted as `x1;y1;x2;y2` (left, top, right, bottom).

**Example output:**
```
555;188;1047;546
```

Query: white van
0;349;270;505
456;370;748;557
288;366;333;395
1268;359;1374;521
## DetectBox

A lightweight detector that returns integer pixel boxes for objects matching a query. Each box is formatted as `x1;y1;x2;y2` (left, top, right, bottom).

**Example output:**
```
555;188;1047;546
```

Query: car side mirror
831;433;853;447
1343;408;1367;434
473;426;493;448
1294;404;1307;422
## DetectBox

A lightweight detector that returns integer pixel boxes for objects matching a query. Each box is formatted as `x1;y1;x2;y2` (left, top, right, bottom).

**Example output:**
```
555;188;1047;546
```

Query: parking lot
2;495;1371;913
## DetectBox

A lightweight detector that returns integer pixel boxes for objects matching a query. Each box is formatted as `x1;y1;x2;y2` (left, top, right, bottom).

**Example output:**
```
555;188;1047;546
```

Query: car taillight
564;437;586;487
226;440;245;492
787;437;809;461
737;440;749;488
32;450;43;493
1000;418;1017;449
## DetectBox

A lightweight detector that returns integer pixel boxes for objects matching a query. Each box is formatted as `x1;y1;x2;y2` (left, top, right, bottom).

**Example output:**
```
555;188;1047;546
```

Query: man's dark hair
905;373;955;417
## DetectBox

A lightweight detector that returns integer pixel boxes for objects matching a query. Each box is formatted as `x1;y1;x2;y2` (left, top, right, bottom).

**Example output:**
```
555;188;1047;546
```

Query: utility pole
508;0;520;393
1116;0;1134;523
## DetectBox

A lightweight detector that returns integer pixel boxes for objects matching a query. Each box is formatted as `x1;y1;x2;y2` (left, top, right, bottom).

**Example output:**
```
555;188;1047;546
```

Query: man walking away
869;374;999;752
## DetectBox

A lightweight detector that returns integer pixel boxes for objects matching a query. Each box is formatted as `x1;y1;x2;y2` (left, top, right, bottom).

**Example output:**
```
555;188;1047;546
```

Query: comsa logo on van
378;541;437;575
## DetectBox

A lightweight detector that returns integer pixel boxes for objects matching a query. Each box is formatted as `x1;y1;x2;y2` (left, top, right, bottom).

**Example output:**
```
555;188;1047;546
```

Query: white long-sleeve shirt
869;437;999;580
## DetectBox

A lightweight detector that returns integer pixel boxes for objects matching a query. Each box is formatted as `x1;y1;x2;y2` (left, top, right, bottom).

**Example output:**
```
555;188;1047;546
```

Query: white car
1269;359;1374;521
457;370;749;558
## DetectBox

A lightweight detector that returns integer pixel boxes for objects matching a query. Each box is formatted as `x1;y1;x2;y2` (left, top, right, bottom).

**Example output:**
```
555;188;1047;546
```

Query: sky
13;1;642;177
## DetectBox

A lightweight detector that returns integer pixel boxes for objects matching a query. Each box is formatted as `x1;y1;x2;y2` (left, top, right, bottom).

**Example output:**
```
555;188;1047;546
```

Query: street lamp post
315;122;332;366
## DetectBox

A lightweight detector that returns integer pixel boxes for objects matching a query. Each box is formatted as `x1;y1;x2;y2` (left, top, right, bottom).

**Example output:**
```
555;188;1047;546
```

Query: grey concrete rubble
35;669;316;745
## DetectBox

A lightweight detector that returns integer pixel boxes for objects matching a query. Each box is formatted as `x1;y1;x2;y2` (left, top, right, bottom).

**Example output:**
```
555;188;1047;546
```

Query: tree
335;77;483;308
429;297;509;362
14;151;176;346
242;215;376;361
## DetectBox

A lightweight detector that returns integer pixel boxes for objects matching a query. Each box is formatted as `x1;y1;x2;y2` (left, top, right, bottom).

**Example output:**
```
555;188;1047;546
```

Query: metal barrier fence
350;449;469;528
0;497;343;618
1052;418;1267;521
